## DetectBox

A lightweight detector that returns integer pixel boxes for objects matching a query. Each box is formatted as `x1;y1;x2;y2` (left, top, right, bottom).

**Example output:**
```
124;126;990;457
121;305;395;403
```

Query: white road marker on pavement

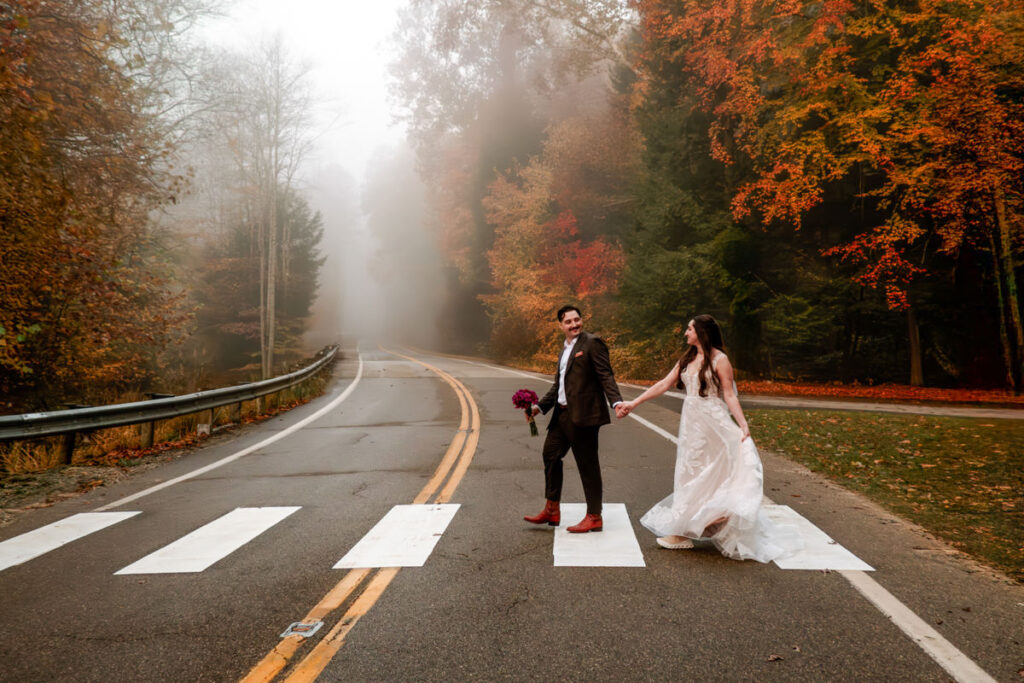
553;503;645;568
334;504;460;569
764;504;874;571
841;569;996;683
0;512;141;572
95;352;364;512
627;413;679;444
115;506;299;574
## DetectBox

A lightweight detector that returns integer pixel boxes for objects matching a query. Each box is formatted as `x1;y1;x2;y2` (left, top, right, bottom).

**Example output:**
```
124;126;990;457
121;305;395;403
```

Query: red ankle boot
567;513;602;533
524;500;560;526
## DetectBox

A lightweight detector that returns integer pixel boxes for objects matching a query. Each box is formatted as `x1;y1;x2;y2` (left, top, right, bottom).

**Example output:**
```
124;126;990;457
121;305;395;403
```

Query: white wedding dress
640;355;802;562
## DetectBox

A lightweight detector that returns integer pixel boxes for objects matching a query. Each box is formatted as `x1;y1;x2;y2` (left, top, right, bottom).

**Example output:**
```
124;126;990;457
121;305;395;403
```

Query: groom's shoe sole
523;515;560;526
566;517;603;533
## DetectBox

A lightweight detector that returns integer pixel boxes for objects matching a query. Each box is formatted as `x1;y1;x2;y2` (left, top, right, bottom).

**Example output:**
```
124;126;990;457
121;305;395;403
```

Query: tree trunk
907;304;923;386
989;233;1016;390
265;184;278;378
258;204;268;379
995;188;1022;392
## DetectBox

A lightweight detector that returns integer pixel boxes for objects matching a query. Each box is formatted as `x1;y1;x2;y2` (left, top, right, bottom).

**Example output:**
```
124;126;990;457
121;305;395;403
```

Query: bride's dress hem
640;360;803;564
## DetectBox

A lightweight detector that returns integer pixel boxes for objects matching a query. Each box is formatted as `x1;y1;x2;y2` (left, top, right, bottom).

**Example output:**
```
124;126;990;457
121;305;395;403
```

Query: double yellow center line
242;348;481;682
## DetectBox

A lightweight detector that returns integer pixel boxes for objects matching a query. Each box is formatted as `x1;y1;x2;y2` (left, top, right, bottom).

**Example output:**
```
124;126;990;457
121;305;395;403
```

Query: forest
1;0;1022;417
390;0;1024;390
0;0;335;411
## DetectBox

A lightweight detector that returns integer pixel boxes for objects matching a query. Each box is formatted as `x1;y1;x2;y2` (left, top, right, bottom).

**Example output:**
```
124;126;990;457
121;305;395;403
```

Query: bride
616;314;801;562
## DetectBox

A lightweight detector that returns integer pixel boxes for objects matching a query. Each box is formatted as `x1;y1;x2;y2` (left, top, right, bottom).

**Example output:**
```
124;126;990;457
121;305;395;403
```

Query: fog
304;148;443;349
193;0;447;352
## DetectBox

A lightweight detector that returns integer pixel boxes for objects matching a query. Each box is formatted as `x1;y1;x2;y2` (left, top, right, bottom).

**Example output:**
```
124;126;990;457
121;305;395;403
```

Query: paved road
0;347;1020;682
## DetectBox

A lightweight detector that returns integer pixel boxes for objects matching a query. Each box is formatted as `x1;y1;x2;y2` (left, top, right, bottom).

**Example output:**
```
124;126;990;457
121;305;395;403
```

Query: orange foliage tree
0;1;189;407
634;0;1024;388
482;146;629;360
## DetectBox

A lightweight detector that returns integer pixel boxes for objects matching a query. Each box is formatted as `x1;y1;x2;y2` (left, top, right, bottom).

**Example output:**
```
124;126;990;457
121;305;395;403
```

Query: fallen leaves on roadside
736;380;1024;405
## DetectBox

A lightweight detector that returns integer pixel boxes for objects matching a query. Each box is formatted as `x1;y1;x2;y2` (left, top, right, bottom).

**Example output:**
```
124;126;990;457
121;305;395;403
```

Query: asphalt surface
0;347;1021;682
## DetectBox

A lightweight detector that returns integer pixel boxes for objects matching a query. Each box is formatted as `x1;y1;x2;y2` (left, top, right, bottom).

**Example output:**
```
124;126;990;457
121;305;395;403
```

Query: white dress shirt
557;336;578;406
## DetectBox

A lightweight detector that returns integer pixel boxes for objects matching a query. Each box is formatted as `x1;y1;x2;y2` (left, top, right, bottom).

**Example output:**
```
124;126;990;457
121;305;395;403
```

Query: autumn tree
192;187;324;374
390;0;640;352
482;103;636;361
196;36;316;378
632;0;1024;388
0;0;209;408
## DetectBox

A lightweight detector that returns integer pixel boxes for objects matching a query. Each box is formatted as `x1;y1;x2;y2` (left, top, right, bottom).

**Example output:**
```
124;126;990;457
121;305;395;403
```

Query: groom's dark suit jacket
538;331;623;428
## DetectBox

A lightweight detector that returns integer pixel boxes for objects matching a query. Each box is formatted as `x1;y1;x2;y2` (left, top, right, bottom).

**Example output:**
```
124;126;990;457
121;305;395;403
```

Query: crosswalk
0;503;872;576
0;511;141;572
116;507;300;575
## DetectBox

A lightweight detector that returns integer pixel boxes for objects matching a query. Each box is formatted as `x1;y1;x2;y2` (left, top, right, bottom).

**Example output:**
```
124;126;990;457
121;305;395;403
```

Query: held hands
740;424;750;441
531;405;541;417
615;401;634;419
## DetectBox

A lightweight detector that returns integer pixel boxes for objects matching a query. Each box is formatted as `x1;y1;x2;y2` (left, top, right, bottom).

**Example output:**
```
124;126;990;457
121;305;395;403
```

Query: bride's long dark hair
677;314;725;397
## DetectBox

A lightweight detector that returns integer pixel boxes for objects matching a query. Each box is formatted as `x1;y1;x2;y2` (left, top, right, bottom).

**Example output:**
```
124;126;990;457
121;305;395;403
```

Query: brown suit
537;331;622;514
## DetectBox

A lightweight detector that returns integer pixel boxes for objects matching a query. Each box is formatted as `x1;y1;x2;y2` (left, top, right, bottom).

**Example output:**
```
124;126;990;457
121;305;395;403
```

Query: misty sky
199;0;408;180
197;0;427;345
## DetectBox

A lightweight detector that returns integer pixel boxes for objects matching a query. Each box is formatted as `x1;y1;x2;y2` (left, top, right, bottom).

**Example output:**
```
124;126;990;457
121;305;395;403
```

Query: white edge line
452;358;548;382
94;352;364;512
627;413;678;444
841;570;996;683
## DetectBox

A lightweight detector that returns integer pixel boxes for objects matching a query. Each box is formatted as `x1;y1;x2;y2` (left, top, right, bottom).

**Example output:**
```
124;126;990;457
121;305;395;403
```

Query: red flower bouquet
512;389;540;436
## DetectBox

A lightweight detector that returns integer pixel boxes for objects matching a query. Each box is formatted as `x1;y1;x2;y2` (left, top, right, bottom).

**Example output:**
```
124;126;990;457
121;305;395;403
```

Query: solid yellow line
383;346;474;505
241;348;480;683
282;568;400;683
435;379;481;504
240;568;372;683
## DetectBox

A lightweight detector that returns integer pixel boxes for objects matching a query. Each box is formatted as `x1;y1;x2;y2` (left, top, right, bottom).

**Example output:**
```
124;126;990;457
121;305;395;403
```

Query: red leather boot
524;500;560;526
567;513;603;533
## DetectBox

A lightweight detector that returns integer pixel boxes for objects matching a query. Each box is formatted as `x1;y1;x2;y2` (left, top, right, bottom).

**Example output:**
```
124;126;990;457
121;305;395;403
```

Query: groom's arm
590;337;623;407
537;372;559;414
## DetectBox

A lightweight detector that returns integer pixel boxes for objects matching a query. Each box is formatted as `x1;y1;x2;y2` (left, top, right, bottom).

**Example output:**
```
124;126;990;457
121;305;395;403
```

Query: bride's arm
715;356;750;441
616;362;680;416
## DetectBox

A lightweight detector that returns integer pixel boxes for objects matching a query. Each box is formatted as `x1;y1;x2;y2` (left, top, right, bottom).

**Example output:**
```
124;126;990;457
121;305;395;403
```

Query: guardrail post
61;404;89;464
142;393;173;448
61;432;76;464
140;422;154;448
198;409;213;436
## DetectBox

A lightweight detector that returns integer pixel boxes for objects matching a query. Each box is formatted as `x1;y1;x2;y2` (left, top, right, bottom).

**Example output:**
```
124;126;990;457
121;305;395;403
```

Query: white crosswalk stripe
0;512;141;572
115;506;300;575
553;503;646;567
334;504;460;569
766;505;874;571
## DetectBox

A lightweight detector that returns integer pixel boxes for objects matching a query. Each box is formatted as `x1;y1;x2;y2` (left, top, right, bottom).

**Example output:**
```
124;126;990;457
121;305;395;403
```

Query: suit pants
542;406;602;515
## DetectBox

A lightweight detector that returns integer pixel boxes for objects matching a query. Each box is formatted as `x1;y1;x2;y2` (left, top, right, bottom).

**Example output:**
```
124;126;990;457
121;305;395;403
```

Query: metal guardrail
0;346;339;461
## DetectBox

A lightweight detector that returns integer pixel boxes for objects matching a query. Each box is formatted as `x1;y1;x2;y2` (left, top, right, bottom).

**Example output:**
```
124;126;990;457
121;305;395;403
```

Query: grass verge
748;409;1023;583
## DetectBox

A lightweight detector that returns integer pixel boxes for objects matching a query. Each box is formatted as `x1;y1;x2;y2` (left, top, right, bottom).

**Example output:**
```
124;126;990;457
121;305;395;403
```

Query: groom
524;305;623;533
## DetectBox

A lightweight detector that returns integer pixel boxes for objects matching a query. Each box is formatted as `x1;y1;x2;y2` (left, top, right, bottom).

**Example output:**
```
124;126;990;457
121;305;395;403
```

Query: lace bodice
681;354;724;399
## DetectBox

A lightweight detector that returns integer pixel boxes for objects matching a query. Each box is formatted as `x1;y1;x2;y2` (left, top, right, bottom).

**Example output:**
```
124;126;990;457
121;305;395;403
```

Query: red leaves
738;379;1024;404
634;0;1024;311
